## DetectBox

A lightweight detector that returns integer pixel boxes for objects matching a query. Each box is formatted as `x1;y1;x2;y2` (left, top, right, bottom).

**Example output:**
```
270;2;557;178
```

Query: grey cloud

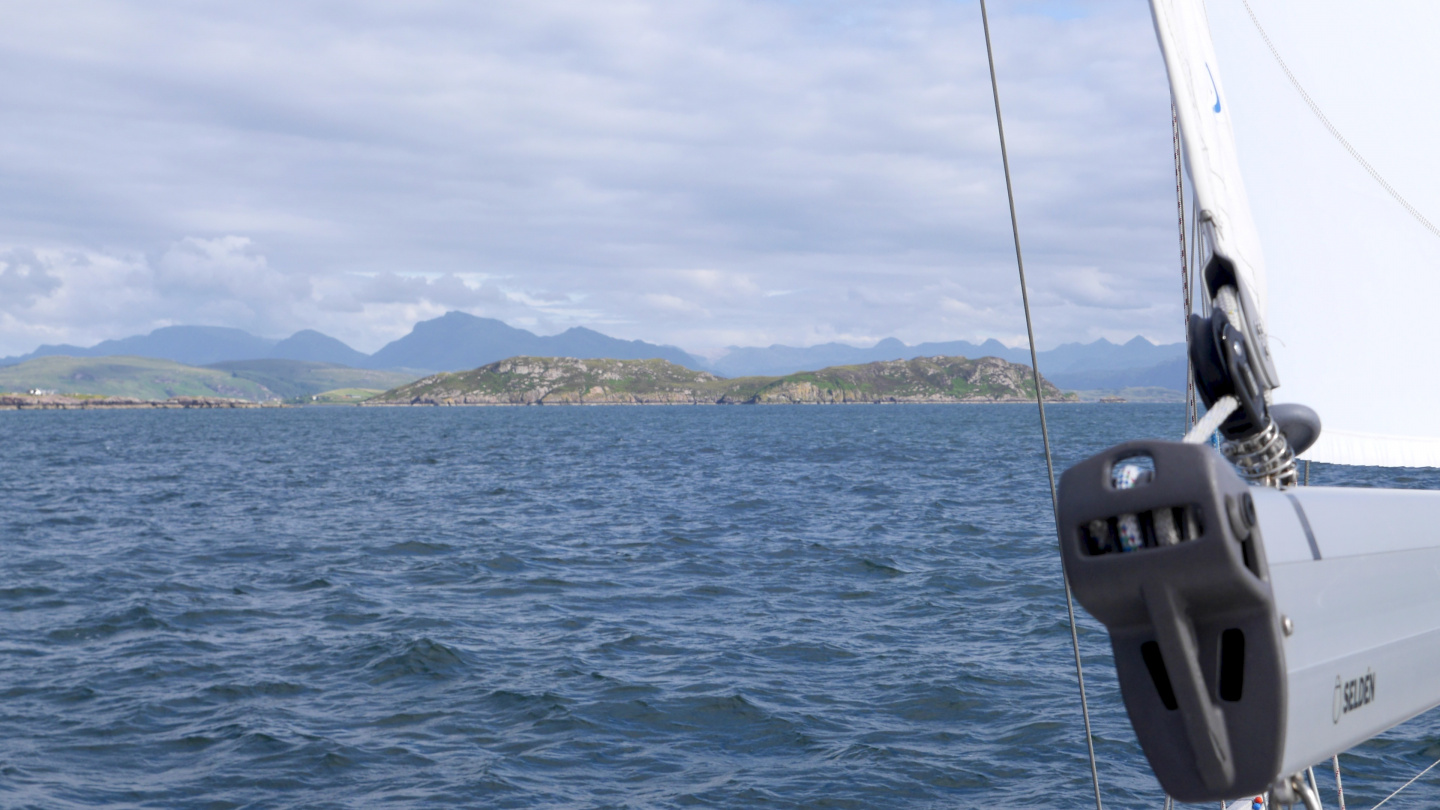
0;249;62;311
0;1;1188;355
348;272;509;309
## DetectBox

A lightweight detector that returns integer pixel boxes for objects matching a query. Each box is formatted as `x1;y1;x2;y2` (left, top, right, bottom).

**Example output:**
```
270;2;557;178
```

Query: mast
1053;1;1440;804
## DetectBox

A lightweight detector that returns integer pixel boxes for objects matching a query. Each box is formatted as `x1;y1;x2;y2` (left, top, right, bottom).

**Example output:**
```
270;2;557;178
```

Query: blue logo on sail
1206;64;1221;113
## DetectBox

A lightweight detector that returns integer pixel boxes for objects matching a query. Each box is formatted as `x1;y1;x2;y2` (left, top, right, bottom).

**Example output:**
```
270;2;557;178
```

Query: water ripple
2;405;1438;808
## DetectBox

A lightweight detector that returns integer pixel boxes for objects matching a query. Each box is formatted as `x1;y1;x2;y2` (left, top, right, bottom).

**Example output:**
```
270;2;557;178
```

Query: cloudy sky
0;0;1183;357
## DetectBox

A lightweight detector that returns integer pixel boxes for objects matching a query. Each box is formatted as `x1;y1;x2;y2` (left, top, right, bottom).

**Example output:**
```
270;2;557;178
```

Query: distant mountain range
0;313;699;373
0;312;1187;391
365;312;698;371
713;335;1185;389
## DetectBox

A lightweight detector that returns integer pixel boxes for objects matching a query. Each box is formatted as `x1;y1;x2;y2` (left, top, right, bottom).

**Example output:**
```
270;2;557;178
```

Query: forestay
1155;0;1440;468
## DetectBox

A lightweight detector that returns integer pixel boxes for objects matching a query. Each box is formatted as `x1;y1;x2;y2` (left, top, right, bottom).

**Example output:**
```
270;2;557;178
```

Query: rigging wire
1194;194;1207;319
1240;0;1440;241
978;3;1102;808
1173;99;1197;432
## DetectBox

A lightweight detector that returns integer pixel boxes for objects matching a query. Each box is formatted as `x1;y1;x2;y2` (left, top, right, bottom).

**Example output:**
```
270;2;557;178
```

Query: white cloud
0;0;1187;356
0;239;530;354
640;293;708;316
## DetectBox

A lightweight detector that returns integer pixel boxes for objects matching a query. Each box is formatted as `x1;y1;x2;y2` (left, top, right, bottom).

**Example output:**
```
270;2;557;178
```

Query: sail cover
1154;0;1440;468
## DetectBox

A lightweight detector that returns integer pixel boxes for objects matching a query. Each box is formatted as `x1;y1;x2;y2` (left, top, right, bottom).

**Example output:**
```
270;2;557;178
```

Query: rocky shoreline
0;395;282;410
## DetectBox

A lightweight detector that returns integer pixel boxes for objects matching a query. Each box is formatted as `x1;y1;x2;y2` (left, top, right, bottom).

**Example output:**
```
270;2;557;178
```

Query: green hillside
205;359;420;400
366;355;1072;405
309;388;386;404
0;356;277;401
721;355;1071;404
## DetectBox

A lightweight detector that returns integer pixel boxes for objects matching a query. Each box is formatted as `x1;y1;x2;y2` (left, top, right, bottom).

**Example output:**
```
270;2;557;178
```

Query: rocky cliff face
366;355;1072;406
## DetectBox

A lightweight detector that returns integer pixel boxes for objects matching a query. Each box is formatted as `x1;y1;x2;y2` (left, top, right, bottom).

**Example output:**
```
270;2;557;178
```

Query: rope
1173;99;1197;432
979;3;1101;808
1333;755;1345;810
1240;0;1440;241
1184;395;1238;444
1370;752;1440;809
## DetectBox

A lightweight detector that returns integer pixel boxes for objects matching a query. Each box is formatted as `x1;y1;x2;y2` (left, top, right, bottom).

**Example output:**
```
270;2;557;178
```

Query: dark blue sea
4;404;1440;809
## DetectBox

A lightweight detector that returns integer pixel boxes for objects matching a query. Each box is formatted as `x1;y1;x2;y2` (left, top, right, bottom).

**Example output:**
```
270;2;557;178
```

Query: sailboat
1054;0;1440;805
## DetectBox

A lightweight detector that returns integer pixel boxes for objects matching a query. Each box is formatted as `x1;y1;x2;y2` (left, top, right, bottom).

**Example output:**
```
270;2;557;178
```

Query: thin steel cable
1370;752;1440;809
1173;99;1196;432
1189;192;1202;424
978;3;1102;808
1240;0;1440;241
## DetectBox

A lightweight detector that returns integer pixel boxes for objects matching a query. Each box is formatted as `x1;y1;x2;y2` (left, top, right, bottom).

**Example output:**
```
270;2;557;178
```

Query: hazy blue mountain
0;342;90;366
0;325;372;368
0;314;1186;389
1046;356;1187;391
269;329;370;366
708;335;1186;390
94;326;278;365
0;326;279;367
1035;336;1184;374
712;338;903;378
711;338;1039;378
542;326;699;367
365;312;700;372
205;359;420;399
910;339;1029;365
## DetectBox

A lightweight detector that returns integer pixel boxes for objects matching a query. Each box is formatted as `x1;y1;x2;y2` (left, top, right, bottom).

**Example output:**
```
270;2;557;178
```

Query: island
363;355;1074;406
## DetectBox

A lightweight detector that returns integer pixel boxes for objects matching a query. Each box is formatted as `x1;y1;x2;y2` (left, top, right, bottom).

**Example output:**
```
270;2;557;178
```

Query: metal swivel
1188;298;1312;488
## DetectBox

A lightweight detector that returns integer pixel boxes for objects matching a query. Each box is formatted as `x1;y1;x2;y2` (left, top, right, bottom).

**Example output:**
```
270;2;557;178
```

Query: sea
3;404;1440;809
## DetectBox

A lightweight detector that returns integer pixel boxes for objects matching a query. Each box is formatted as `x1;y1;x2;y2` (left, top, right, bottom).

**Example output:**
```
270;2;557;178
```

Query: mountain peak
559;326;606;338
366;314;697;371
270;329;368;365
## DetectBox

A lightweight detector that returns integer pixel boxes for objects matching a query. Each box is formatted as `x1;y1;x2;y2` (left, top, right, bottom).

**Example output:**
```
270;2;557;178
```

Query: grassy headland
0;356;278;401
0;355;424;403
204;360;419;400
365;355;1073;406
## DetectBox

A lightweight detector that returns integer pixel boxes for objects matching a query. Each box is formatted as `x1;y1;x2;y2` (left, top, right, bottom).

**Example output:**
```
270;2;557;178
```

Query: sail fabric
1159;0;1440;468
1150;0;1275;369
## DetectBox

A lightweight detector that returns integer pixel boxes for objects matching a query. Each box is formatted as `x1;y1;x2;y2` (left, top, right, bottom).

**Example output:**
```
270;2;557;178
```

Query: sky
0;0;1185;357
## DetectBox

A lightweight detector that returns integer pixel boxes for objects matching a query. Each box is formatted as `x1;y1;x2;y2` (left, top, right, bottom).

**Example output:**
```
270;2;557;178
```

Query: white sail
1159;0;1440;468
1151;0;1278;389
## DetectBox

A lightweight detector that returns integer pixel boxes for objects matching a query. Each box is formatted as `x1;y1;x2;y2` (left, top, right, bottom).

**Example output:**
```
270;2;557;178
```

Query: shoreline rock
0;394;282;410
